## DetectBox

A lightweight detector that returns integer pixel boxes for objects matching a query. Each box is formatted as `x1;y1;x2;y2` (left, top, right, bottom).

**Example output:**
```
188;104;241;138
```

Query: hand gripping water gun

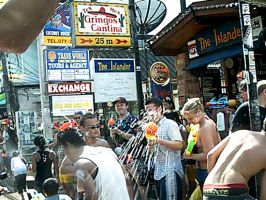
108;116;115;129
145;122;158;140
185;124;200;156
206;96;236;109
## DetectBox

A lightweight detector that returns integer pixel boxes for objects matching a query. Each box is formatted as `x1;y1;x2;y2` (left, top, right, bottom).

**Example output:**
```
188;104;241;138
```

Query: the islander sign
71;2;131;47
92;58;137;103
45;49;90;81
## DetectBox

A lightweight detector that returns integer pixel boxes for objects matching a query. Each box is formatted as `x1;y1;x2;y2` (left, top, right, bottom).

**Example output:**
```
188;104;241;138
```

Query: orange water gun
108;116;115;128
145;122;158;140
185;124;200;156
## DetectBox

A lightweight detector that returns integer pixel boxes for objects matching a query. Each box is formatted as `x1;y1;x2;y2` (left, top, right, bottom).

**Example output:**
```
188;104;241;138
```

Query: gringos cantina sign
188;21;241;57
72;2;130;36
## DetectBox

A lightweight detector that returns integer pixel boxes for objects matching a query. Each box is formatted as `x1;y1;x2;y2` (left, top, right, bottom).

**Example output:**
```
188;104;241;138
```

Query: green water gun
185;124;200;156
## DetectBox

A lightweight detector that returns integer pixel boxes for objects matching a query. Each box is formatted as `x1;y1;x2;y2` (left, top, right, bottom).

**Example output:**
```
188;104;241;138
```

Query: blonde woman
181;98;221;187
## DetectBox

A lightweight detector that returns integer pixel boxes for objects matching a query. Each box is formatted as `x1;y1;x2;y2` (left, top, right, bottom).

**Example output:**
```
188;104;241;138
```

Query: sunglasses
87;123;100;129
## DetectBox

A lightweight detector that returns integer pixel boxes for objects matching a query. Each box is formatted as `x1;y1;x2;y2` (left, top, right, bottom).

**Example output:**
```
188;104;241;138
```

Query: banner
92;58;137;103
47;82;92;95
71;2;131;47
42;4;72;46
52;94;94;116
45;49;90;81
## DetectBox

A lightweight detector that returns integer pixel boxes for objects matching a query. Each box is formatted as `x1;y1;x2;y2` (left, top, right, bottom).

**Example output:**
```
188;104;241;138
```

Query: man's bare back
204;127;266;199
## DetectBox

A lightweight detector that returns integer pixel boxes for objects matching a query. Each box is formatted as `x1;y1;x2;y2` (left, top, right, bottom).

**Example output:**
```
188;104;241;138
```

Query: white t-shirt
11;156;27;176
77;146;130;200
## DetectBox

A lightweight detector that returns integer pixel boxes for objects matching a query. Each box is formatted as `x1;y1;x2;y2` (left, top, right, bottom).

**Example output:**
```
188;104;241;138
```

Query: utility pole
0;52;13;120
129;0;144;112
238;1;261;199
180;0;186;12
37;37;52;139
238;1;261;131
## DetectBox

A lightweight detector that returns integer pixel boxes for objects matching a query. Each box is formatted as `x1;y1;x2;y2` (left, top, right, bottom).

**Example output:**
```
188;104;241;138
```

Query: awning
243;0;266;7
187;45;242;69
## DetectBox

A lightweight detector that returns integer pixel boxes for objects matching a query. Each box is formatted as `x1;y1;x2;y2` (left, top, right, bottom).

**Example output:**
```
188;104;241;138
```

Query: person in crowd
74;111;83;126
80;113;110;148
31;135;59;192
145;96;184;200
1;119;18;155
10;151;28;200
59;127;130;200
163;96;182;125
0;0;60;53
110;97;138;147
48;122;61;155
1;120;18;173
203;117;266;200
181;98;221;187
42;178;71;200
238;80;249;103
231;80;266;132
58;121;78;199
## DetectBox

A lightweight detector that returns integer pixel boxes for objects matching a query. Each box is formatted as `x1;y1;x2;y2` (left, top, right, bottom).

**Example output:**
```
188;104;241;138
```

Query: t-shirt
11;156;27;176
45;194;72;200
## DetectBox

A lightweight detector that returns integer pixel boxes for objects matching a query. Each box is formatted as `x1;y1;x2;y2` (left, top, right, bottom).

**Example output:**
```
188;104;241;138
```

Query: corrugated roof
89;48;176;80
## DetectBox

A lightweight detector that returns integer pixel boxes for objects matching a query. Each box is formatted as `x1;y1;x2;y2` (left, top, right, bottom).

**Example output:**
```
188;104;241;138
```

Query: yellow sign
43;36;71;46
72;2;131;48
76;36;131;47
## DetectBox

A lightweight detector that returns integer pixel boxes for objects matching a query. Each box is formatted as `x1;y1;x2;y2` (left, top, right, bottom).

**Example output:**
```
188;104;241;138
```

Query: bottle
217;110;225;131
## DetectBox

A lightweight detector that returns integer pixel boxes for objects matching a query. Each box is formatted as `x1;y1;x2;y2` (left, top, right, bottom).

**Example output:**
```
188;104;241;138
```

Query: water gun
185;124;200;156
145;122;158;140
206;96;236;109
108;116;115;129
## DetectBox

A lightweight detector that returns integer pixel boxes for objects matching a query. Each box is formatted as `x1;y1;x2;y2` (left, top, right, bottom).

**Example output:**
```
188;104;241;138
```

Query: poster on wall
52;94;94;116
45;49;90;81
42;4;72;46
15;111;37;146
71;2;131;47
92;58;137;103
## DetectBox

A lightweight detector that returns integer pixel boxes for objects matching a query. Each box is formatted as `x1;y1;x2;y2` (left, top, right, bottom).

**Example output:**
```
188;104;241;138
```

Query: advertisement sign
150;81;171;100
52;94;94;116
42;4;72;46
93;58;137;103
47;82;92;94
150;62;170;86
71;2;131;47
45;49;90;81
188;21;241;56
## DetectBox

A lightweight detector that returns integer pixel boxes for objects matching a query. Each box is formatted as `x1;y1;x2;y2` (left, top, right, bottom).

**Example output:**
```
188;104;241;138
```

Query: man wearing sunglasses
79;113;110;148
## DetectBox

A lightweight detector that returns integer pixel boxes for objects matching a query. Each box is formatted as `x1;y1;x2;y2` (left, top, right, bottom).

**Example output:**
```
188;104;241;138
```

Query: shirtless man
203;117;266;199
59;127;130;200
0;0;60;53
79;113;110;148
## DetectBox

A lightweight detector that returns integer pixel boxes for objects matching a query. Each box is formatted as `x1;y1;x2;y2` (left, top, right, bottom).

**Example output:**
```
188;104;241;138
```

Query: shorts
15;174;27;194
196;168;208;186
203;183;256;200
59;174;73;184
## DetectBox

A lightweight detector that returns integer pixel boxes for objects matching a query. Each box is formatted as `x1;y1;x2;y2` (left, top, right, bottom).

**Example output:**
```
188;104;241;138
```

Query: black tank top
35;150;53;180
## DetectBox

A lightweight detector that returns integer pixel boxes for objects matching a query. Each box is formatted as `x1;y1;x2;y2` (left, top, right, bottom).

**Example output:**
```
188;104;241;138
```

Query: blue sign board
45;49;90;81
150;80;171;100
189;21;241;56
43;4;72;46
94;59;135;73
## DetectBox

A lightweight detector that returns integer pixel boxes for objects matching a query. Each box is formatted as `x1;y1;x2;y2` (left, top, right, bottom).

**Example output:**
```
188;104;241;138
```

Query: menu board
201;69;221;103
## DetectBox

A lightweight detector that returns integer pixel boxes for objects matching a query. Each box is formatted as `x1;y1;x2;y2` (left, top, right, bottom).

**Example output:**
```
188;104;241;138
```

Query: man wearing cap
145;96;184;200
110;97;138;147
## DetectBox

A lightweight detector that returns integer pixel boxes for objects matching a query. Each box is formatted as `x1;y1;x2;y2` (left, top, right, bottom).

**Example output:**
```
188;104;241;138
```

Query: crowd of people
0;80;265;200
